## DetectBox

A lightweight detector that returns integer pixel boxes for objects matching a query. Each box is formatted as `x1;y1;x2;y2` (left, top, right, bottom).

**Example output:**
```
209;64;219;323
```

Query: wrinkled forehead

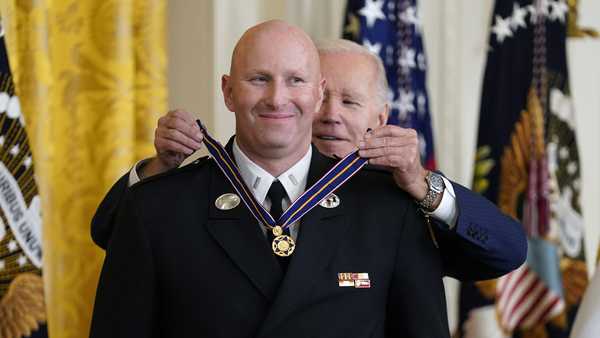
230;22;321;78
320;52;378;96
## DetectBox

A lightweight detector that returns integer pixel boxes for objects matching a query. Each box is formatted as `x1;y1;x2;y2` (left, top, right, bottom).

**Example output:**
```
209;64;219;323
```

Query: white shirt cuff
425;176;458;229
127;159;149;187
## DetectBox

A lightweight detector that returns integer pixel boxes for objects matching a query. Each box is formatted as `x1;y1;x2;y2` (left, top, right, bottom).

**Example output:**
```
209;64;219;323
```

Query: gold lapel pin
319;193;340;209
215;193;240;210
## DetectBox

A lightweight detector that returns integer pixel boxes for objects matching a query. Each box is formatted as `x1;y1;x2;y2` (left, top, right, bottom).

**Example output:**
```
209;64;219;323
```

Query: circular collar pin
215;193;240;210
319;193;340;209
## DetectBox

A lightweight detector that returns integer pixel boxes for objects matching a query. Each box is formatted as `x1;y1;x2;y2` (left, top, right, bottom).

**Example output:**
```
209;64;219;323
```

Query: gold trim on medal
272;235;295;257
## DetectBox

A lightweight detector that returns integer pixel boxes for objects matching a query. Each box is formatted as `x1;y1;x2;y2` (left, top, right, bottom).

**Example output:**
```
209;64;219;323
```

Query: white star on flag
9;144;19;156
359;0;385;28
399;6;418;25
363;39;382;55
8;239;18;252
389;97;407;121
492;15;513;43
559;146;569;159
511;3;528;30
24;156;32;169
395;90;416;121
17;255;28;267
388;90;409;122
567;161;578;175
549;0;568;22
399;48;416;69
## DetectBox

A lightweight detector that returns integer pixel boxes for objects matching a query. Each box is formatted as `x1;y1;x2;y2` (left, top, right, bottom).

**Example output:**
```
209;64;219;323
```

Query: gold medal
272;234;296;257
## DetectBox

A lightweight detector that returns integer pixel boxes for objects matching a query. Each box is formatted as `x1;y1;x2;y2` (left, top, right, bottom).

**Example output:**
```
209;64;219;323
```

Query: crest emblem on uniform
319;193;340;208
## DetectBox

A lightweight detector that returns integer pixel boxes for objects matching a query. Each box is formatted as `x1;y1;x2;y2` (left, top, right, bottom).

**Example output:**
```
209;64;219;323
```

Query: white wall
167;0;600;331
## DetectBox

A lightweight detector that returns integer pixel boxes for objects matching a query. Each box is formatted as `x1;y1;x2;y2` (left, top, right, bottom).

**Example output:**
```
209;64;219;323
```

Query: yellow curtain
0;1;166;337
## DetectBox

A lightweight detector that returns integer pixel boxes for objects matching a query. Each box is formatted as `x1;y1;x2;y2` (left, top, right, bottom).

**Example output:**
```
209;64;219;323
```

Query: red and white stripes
496;265;564;331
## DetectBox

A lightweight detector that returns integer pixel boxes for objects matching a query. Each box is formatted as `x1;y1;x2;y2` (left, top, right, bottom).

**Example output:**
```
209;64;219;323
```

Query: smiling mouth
258;112;295;119
316;135;345;141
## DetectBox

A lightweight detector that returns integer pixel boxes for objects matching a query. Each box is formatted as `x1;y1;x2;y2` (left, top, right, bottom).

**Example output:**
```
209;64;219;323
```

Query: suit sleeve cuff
127;159;150;187
424;176;458;229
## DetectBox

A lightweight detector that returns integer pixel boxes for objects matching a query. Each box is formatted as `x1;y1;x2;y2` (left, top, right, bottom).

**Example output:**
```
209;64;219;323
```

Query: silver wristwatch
417;171;445;211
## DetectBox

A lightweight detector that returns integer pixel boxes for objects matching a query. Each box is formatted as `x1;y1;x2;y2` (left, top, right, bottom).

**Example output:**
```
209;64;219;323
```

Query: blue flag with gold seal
0;25;48;338
342;0;436;170
458;1;587;337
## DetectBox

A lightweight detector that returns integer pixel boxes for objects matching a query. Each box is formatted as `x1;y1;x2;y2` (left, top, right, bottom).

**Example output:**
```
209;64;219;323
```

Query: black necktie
266;180;290;271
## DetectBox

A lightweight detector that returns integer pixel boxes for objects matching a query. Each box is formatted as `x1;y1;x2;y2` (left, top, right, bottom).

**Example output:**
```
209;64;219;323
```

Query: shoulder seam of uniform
131;155;212;188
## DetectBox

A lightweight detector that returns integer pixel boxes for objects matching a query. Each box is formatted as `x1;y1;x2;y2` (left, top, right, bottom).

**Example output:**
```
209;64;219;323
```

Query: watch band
418;171;445;211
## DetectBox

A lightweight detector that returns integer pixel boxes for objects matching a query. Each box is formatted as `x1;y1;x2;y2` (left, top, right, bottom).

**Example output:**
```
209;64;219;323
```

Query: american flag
343;0;436;170
496;262;564;331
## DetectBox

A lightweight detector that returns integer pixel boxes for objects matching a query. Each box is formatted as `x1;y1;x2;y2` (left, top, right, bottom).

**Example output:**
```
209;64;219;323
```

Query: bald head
221;20;326;176
230;20;321;79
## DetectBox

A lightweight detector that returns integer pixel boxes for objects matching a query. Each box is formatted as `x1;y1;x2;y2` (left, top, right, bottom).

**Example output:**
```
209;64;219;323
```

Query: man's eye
343;100;359;106
250;76;267;83
291;77;305;84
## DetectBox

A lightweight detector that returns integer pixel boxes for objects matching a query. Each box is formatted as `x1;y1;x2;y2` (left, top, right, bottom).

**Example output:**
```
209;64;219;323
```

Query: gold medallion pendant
272;225;283;236
272;234;296;257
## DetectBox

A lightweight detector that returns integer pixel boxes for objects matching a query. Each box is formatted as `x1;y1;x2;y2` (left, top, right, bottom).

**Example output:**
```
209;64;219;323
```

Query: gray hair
315;38;389;107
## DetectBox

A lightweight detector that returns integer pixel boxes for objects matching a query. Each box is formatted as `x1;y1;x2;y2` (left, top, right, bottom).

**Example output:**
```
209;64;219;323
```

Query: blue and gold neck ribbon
197;120;368;256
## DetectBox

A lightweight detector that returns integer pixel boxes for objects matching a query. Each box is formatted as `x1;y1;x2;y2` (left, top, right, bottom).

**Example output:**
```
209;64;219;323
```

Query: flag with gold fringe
457;1;588;338
0;26;47;338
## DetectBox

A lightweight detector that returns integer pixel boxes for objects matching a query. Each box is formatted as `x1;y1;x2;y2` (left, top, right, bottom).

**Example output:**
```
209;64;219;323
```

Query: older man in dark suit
90;20;452;337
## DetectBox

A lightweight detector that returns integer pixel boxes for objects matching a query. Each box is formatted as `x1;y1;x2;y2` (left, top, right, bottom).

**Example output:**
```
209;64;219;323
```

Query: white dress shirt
127;147;458;229
232;139;311;240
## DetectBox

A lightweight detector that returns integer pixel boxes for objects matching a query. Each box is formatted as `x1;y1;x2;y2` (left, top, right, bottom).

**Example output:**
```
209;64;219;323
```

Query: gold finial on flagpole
567;0;598;38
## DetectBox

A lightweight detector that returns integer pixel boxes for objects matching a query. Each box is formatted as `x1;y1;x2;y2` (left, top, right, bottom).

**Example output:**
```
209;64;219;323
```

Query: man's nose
264;81;289;110
318;98;342;124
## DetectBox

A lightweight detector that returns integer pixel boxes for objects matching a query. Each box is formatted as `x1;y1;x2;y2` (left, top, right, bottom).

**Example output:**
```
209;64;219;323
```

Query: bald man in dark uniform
89;20;453;338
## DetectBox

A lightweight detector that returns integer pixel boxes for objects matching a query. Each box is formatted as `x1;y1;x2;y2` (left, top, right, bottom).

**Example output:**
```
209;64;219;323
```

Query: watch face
429;173;445;192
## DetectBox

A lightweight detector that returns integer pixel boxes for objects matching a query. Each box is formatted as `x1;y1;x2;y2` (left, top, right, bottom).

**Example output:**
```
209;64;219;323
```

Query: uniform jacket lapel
257;147;357;337
203;138;283;302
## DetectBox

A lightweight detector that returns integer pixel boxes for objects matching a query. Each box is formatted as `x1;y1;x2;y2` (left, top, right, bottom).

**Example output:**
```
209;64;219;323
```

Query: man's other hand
358;125;429;201
141;109;204;179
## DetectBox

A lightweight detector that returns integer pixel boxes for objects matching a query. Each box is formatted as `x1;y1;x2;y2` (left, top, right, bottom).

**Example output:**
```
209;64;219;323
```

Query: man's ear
221;75;234;112
377;103;389;127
